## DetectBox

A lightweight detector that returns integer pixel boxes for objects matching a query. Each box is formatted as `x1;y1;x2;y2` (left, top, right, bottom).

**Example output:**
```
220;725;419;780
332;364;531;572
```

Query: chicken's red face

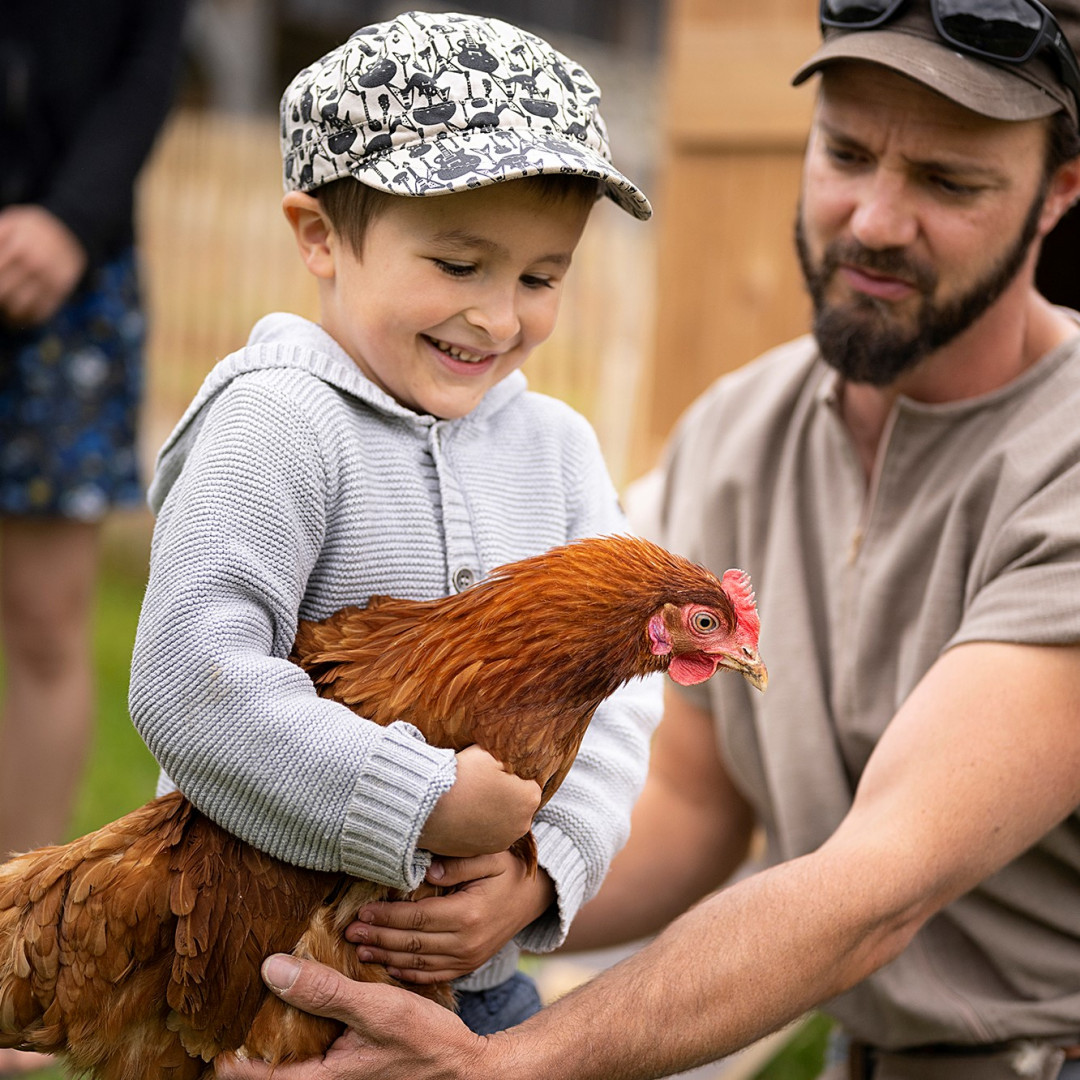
647;569;767;690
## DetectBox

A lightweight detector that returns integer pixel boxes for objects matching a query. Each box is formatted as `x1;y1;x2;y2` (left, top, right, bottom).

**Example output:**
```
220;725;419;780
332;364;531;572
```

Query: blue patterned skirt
0;248;145;521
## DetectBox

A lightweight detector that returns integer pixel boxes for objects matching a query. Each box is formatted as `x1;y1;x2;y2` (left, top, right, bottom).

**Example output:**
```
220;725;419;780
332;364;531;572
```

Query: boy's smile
298;180;592;420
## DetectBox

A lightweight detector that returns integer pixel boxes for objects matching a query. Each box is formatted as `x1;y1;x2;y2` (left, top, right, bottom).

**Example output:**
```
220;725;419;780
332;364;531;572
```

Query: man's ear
1040;154;1080;237
282;191;336;279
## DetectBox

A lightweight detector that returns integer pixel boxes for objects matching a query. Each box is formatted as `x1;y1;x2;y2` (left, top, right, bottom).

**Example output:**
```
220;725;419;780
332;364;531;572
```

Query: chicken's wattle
667;653;721;686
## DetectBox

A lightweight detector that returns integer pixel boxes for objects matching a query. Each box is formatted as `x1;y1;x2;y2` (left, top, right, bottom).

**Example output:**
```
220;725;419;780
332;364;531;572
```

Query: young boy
129;10;659;1036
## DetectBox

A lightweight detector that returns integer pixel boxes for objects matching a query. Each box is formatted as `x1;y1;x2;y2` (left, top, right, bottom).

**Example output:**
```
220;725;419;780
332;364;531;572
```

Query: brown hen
0;534;766;1079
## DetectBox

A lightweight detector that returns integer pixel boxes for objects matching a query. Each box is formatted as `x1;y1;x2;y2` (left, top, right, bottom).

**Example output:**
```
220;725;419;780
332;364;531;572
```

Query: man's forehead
816;62;1048;145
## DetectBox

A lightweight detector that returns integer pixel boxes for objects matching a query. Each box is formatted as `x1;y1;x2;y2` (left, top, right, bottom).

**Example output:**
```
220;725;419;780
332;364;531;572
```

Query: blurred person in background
0;3;188;1074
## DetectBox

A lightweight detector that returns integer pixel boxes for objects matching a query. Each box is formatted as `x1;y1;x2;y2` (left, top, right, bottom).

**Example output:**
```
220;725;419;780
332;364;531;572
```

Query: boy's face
313;180;592;420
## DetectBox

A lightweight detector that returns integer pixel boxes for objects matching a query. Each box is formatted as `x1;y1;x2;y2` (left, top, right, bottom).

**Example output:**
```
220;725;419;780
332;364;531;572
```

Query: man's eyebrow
431;228;574;266
908;155;1008;183
817;119;1008;183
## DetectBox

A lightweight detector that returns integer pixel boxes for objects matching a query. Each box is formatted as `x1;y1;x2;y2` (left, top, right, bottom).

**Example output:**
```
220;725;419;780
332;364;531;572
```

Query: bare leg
0;519;100;1077
0;517;100;857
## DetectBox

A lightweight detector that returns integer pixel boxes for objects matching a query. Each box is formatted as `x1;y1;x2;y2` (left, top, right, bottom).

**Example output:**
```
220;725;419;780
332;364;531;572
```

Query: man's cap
792;0;1080;128
280;10;652;220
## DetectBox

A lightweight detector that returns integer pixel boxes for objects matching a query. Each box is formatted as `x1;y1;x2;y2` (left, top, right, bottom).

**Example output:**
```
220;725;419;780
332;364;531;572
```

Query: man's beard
794;189;1046;386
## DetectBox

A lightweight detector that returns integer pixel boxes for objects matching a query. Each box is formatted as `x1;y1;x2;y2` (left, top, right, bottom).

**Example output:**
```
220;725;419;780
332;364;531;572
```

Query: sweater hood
149;313;528;512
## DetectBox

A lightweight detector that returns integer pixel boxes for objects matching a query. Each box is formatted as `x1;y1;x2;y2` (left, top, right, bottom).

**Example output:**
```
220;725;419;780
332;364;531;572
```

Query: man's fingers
261;955;436;1031
262;956;362;1025
215;957;489;1079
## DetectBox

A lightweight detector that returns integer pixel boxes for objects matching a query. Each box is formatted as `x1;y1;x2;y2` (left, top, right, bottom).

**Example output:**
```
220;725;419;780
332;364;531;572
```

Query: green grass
753;1014;833;1080
70;544;160;839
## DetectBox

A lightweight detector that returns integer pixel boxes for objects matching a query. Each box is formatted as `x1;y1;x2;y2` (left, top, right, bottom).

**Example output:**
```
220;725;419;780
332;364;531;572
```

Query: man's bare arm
216;641;1080;1080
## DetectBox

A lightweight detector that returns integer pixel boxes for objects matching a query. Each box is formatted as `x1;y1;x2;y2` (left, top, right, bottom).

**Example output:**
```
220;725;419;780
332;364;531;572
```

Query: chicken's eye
691;611;720;634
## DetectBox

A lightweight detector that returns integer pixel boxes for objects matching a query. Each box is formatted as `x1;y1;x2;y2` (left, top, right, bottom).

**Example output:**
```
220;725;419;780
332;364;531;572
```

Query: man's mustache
819;240;937;294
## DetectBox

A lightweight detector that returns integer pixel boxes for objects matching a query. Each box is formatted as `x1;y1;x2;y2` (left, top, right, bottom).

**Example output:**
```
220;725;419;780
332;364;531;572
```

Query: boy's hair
316;174;601;254
280;10;650;222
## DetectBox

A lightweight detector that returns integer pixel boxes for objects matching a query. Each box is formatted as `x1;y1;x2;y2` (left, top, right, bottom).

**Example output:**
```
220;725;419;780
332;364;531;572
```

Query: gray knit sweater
129;313;661;989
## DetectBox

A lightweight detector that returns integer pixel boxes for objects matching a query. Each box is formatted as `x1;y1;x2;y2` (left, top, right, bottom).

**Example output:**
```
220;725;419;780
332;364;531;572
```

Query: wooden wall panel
646;152;811;458
634;0;819;473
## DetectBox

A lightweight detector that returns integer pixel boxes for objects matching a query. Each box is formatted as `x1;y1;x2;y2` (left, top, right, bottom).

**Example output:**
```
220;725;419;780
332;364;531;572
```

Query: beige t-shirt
659;328;1080;1049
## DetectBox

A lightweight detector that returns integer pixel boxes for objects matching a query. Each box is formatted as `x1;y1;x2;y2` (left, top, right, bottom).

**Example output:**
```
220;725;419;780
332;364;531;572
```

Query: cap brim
305;127;652;221
792;30;1066;122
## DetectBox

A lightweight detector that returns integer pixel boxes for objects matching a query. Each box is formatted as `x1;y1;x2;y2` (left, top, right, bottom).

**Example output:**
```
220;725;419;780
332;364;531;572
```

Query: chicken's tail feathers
0;792;194;1047
0;791;192;901
0;901;37;1043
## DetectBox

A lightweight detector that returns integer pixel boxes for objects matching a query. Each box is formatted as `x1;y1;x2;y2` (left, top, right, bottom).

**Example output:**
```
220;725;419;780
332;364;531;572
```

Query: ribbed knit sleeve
130;374;456;887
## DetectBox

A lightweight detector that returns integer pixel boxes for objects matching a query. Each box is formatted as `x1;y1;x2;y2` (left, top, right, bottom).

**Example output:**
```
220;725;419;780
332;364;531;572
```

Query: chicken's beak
724;649;768;692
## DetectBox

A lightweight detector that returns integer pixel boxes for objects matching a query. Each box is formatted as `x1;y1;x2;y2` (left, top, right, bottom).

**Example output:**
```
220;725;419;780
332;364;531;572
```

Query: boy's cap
792;0;1079;128
280;10;651;220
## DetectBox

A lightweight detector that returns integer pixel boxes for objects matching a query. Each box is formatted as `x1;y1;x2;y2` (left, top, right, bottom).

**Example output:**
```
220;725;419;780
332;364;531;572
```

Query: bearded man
218;3;1080;1079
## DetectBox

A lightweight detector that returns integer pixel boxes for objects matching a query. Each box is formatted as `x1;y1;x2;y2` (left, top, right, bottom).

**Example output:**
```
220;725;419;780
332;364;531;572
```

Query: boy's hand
346;853;556;983
419;746;540;856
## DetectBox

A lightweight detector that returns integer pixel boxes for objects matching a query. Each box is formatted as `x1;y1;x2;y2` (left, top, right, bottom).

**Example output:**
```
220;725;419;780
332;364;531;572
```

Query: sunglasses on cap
820;0;1080;113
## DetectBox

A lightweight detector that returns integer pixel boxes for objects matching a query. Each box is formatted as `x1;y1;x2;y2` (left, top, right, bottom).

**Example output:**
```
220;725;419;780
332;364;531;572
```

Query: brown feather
0;534;760;1078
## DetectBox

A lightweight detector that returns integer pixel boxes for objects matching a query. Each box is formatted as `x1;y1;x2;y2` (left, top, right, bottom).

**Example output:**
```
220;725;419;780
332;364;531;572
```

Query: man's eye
930;176;980;197
521;275;555;290
825;145;863;167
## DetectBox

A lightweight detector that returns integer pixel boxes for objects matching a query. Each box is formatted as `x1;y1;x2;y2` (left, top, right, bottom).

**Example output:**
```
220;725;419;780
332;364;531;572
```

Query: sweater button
452;566;476;592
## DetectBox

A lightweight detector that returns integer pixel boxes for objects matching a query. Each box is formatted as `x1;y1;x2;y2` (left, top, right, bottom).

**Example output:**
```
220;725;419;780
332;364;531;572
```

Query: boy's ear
282;191;337;279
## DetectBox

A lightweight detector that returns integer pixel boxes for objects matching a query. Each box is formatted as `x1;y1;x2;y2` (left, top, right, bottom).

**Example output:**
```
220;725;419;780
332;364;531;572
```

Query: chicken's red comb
721;569;760;637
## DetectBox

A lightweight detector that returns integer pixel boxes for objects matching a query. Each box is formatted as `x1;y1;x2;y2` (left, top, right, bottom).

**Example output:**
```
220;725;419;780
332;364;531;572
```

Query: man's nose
849;172;919;251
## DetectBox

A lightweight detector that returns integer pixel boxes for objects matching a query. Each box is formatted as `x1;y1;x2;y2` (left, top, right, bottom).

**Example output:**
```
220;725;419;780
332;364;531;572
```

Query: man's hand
419;746;541;856
346;853;556;982
0;205;87;326
213;955;494;1080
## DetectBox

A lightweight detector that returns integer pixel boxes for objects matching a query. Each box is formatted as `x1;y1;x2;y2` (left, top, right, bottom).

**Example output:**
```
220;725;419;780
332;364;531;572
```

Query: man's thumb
260;953;429;1032
260;954;356;1023
262;954;303;994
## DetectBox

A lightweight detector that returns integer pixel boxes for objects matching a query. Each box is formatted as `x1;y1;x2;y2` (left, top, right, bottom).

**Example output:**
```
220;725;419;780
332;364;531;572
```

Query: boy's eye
521;274;555;290
433;259;475;277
